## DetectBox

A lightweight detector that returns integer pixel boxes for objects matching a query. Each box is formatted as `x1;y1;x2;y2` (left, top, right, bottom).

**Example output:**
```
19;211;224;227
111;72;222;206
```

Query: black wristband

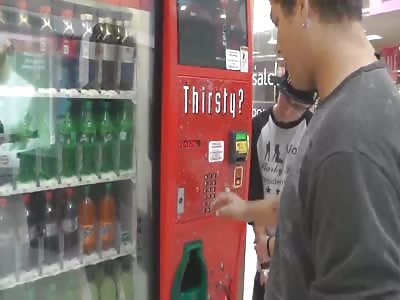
266;236;272;258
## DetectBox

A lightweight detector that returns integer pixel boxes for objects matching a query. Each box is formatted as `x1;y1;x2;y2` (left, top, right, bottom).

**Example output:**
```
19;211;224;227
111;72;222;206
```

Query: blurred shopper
214;0;400;299
249;71;314;300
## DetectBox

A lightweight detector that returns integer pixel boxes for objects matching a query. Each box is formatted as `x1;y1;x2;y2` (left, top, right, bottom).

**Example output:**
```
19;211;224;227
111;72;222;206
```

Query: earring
302;19;311;28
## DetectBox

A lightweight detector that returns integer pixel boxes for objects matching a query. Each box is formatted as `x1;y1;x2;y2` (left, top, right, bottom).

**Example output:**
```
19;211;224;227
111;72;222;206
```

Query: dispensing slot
172;241;208;300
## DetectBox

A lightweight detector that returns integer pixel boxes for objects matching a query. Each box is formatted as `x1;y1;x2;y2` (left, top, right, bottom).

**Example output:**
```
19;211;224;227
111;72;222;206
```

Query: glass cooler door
0;0;156;299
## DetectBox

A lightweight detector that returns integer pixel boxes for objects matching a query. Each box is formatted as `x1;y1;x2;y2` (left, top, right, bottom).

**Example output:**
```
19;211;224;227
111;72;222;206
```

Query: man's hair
273;0;363;22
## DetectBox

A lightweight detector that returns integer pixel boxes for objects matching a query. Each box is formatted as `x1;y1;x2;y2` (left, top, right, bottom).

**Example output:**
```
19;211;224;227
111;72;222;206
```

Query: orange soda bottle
79;185;97;254
98;183;116;250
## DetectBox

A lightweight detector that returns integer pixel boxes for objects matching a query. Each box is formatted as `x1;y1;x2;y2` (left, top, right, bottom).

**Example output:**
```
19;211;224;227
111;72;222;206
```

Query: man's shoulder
252;107;273;132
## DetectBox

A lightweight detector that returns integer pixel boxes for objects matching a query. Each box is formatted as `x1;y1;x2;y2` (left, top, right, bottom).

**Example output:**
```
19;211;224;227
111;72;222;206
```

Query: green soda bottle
40;115;56;180
79;101;96;175
118;101;134;171
58;110;77;177
17;113;38;182
99;263;117;300
99;101;114;173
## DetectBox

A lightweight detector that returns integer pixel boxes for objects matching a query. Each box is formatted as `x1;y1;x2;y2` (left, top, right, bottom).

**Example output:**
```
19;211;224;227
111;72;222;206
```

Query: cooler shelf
0;170;136;197
0;242;135;291
0;87;136;101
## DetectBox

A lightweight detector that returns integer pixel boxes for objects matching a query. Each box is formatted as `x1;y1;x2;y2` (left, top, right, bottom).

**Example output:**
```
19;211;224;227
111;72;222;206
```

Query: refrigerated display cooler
0;0;252;299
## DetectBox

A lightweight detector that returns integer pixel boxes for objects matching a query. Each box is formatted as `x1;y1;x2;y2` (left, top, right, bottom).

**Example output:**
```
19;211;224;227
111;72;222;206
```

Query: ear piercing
302;19;311;28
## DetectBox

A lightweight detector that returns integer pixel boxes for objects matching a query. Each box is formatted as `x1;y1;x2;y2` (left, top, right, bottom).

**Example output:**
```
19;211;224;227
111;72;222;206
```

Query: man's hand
211;192;249;221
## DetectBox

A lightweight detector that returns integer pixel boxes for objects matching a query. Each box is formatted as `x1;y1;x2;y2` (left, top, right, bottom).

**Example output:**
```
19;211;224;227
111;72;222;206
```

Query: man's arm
245;197;279;227
308;151;400;299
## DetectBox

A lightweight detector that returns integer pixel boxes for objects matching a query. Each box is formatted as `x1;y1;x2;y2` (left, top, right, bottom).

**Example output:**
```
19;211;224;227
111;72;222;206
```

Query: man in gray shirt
212;0;400;299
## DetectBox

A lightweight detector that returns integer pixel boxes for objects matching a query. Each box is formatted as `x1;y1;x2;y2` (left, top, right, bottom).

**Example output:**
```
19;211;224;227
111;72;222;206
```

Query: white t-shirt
249;106;312;270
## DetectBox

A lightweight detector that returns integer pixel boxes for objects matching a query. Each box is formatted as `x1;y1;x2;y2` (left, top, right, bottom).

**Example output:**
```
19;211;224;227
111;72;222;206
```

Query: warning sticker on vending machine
208;141;224;163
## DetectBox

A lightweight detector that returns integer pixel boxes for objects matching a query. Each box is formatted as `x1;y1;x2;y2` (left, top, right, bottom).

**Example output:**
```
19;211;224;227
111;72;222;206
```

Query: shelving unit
0;87;136;101
0;170;136;196
0;242;135;290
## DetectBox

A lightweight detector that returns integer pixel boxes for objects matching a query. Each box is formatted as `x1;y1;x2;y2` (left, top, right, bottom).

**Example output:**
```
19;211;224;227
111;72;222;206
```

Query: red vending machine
160;0;253;299
0;0;252;298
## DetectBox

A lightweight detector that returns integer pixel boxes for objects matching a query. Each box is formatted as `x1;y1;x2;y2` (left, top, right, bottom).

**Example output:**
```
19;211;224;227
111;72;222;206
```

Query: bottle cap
61;9;73;18
0;197;7;207
16;0;27;10
40;5;51;14
66;188;74;199
22;194;31;205
45;191;53;202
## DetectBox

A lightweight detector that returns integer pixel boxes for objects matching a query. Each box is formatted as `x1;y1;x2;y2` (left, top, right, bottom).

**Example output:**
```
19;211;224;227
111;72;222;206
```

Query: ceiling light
366;34;383;41
220;14;227;19
180;5;187;11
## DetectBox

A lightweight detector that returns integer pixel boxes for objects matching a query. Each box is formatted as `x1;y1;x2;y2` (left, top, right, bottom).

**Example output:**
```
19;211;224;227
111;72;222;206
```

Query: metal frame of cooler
0;0;162;299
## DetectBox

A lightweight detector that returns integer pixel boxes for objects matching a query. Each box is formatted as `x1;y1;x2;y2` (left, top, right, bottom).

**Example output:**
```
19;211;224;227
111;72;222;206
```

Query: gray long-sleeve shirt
266;61;400;299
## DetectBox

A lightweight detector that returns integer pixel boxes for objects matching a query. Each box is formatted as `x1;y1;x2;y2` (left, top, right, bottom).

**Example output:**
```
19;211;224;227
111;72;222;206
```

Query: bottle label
45;222;58;237
60;133;75;145
101;44;116;61
120;46;135;63
120;131;127;141
80;134;95;144
27;226;37;242
0;231;12;247
104;132;113;143
82;225;95;241
63;217;78;233
100;222;114;242
81;41;96;60
60;39;79;58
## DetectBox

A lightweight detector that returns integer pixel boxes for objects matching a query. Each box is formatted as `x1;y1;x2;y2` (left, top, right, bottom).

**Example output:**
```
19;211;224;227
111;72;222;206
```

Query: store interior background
245;0;400;298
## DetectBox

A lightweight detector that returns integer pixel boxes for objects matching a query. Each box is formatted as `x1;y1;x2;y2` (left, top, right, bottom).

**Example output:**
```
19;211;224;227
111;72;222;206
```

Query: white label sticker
225;49;240;71
240;47;249;73
208;141;224;163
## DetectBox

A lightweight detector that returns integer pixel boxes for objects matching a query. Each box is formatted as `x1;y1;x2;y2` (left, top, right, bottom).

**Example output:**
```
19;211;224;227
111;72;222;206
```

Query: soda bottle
62;188;79;259
119;18;136;91
98;183;116;250
43;191;59;264
118;101;133;171
35;0;55;88
79;101;97;175
58;108;77;178
92;15;106;90
99;101;114;173
56;5;79;89
0;197;15;277
100;17;117;90
99;263;117;300
9;0;35;86
79;185;97;254
79;12;97;89
18;194;39;271
120;257;134;300
116;182;132;248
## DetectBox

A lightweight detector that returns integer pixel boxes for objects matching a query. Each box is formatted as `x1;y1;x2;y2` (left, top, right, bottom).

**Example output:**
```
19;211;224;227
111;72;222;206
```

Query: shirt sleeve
308;151;400;299
248;127;263;202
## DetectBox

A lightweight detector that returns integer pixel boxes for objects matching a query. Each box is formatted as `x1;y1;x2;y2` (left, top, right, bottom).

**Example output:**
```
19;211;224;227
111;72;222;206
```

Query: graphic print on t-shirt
256;114;308;199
